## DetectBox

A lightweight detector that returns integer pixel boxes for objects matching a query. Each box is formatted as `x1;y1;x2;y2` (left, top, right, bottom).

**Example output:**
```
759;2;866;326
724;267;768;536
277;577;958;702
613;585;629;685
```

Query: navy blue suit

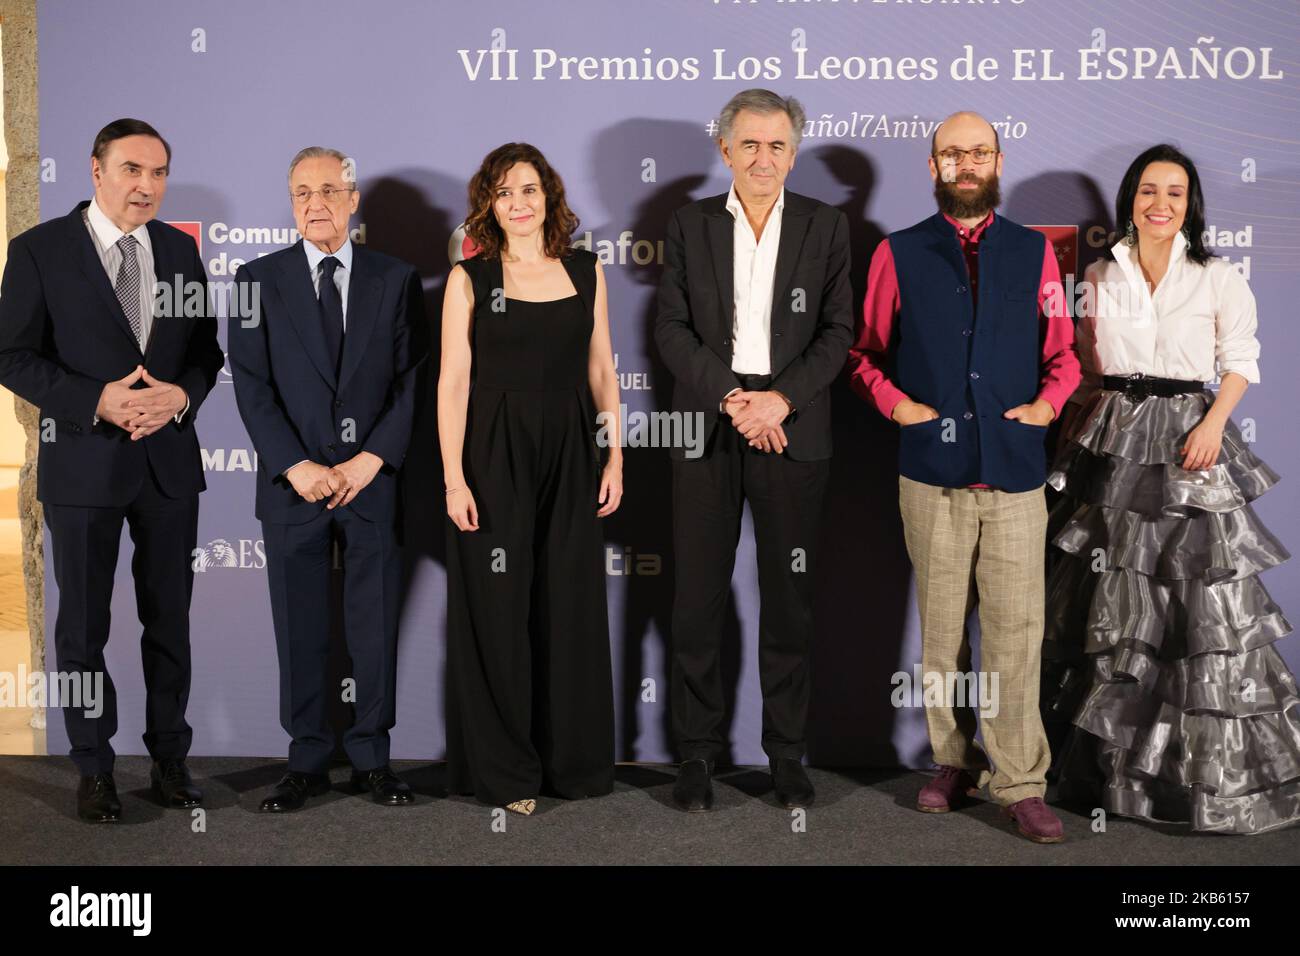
0;201;223;774
230;240;425;773
0;202;221;504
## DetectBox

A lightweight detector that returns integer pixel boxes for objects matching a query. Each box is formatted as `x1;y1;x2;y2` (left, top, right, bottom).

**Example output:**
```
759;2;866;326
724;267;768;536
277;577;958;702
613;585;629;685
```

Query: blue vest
890;212;1048;493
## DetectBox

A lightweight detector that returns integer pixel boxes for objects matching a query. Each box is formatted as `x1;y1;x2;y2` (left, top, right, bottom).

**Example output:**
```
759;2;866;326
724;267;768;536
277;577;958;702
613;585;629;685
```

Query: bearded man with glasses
845;111;1080;844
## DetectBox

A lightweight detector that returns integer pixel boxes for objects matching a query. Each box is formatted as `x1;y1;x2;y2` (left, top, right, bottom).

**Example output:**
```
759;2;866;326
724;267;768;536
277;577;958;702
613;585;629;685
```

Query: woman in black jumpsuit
438;144;622;814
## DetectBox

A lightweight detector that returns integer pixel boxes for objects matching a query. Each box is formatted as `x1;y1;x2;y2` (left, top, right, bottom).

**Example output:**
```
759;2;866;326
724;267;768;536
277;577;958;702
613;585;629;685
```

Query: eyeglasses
289;185;354;204
934;147;998;166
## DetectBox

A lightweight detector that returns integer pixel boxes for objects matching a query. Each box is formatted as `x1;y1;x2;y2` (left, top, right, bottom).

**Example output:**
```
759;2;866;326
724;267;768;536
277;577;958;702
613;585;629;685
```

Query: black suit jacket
654;189;854;461
229;241;426;525
0;201;223;506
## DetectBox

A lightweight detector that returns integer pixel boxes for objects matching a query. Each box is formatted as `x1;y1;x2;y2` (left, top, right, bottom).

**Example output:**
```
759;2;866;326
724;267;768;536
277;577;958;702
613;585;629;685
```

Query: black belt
737;373;773;390
1102;372;1203;400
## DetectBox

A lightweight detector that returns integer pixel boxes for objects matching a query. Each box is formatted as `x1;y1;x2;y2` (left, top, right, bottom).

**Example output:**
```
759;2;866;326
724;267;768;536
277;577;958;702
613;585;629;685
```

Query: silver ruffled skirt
1044;389;1300;834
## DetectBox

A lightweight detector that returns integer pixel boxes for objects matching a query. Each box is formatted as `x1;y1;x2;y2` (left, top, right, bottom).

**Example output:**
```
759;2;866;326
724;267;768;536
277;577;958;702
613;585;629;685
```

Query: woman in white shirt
1044;144;1300;834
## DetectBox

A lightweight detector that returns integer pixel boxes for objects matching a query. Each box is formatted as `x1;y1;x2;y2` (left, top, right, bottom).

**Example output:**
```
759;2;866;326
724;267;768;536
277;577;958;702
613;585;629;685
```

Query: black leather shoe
258;772;332;812
771;758;815;809
672;758;714;812
350;765;414;806
77;773;122;823
151;759;203;808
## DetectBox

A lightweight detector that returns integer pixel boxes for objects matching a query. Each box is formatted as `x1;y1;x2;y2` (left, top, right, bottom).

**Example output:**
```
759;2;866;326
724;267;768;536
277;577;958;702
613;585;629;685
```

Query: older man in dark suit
656;89;854;811
0;118;223;822
230;147;426;813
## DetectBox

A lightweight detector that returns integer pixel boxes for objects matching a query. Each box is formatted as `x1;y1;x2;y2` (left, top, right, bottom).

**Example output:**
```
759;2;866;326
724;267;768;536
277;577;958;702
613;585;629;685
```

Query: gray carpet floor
1;756;1296;865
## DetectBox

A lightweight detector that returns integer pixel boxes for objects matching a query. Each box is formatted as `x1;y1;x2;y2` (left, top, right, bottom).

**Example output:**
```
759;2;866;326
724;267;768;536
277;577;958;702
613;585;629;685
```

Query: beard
933;171;1001;220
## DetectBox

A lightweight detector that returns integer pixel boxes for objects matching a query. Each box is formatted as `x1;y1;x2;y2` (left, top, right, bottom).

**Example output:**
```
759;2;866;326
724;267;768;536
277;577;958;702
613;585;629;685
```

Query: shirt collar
943;209;994;242
87;197;152;254
304;236;353;274
725;183;785;221
1109;227;1189;280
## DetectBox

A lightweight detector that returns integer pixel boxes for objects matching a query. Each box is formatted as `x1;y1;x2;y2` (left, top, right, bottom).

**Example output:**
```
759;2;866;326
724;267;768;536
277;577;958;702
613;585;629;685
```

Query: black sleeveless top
458;248;599;392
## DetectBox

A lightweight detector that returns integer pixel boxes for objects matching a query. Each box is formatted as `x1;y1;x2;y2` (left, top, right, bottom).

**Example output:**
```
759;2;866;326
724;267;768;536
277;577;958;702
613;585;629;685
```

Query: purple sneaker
916;766;980;813
1004;796;1065;844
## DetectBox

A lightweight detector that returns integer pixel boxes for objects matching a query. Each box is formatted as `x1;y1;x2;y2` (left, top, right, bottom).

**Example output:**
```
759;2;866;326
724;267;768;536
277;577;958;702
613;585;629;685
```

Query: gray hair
287;146;356;185
718;89;806;150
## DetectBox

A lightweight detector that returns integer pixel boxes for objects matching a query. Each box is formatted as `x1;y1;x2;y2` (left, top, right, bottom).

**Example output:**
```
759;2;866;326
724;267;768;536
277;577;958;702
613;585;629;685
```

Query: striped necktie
114;234;143;347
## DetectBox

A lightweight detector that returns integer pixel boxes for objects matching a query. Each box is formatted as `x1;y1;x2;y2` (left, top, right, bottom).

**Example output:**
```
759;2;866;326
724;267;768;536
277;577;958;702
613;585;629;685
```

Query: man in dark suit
0;118;223;822
230;146;426;813
655;90;854;811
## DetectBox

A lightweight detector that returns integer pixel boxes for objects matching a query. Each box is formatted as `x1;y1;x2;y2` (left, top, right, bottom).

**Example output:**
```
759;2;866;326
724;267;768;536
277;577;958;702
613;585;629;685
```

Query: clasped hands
725;390;794;453
285;452;383;510
95;365;187;441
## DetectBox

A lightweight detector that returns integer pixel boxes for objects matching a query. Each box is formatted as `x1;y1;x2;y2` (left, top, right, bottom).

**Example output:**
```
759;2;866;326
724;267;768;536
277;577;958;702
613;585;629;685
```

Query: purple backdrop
34;0;1300;767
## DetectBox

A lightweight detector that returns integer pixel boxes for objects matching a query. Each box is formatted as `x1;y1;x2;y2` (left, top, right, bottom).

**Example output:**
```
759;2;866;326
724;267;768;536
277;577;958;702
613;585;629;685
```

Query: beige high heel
505;798;536;816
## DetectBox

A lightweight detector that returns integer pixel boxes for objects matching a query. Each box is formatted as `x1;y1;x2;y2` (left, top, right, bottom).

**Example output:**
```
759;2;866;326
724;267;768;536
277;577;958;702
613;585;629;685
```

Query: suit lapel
144;219;181;360
337;249;382;392
69;203;143;354
276;241;338;389
704;202;734;340
768;196;812;363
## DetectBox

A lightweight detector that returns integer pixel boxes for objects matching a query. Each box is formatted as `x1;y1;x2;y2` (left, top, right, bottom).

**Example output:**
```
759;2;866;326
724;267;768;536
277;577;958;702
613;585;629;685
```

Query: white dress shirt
727;183;783;376
303;237;353;329
84;198;189;423
718;184;785;412
1072;231;1261;403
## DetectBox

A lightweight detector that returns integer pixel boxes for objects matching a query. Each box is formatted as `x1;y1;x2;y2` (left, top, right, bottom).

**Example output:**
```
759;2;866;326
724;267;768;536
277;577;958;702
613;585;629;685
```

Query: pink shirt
847;212;1080;422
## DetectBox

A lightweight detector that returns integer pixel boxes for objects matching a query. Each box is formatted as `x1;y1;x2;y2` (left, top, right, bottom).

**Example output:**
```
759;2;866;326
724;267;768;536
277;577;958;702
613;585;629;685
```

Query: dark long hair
464;143;578;260
1112;144;1210;265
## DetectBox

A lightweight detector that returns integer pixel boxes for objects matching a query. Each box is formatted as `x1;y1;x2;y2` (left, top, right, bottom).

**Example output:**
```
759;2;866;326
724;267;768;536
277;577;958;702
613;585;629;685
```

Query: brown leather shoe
1004;796;1065;843
916;766;980;813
